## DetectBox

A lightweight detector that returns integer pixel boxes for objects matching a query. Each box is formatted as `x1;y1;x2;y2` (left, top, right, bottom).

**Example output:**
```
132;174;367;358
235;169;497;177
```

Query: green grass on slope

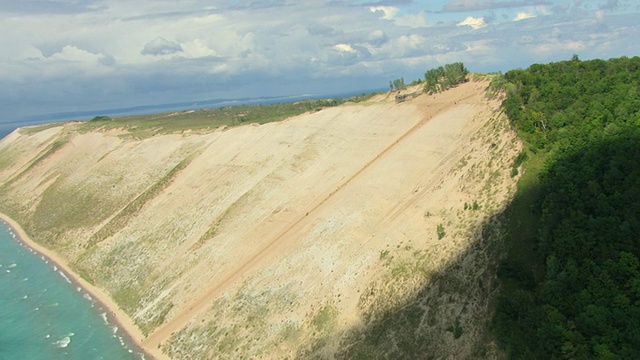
75;95;376;139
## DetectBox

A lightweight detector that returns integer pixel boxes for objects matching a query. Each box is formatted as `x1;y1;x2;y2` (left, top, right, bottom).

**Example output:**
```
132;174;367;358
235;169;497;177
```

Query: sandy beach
0;212;168;360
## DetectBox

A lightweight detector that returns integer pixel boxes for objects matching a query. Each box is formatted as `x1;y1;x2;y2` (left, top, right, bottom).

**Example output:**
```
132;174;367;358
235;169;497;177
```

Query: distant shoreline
0;212;166;360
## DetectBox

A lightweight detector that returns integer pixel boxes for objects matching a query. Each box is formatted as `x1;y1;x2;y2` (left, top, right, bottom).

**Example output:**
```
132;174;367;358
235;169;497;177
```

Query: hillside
493;56;640;358
0;77;521;359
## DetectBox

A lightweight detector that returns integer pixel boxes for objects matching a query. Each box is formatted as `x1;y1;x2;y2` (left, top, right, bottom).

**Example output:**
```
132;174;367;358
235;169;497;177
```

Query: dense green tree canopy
423;62;469;94
494;56;640;358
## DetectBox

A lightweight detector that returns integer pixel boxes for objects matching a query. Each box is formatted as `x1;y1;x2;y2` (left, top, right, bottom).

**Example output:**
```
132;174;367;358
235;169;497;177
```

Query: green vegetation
436;223;446;240
77;97;364;139
17;122;63;135
447;318;464;339
312;304;338;334
493;56;640;358
424;62;469;94
90;115;113;122
87;150;201;247
389;77;406;91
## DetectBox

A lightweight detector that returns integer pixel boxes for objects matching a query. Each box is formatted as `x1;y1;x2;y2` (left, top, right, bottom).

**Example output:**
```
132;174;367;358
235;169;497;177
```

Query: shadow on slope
294;198;522;359
308;132;640;359
493;132;640;359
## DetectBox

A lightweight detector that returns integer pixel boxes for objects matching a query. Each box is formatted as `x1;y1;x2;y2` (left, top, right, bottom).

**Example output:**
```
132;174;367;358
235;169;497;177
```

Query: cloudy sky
1;0;639;127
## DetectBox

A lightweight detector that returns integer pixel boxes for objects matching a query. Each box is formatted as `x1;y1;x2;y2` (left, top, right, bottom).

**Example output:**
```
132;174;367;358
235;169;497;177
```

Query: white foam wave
22;295;28;299
112;325;118;334
52;336;71;348
76;287;81;292
100;312;109;325
58;271;71;284
22;277;29;281
53;265;58;271
7;263;16;269
83;293;93;301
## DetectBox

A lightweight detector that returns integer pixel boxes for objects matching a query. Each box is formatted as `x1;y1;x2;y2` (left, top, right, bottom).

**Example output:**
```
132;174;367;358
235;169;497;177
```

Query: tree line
493;56;640;358
388;62;469;94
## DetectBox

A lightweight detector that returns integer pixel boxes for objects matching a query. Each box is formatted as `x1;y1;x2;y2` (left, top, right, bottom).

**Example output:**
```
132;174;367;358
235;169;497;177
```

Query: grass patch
75;97;368;139
5;137;69;188
17;122;64;135
447;318;464;339
312;304;338;334
436;223;446;240
113;285;142;313
140;301;174;336
87;149;201;247
500;148;546;277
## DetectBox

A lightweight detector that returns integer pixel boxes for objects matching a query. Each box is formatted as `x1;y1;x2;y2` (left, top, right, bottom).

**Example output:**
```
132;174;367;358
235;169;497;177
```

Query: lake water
0;221;145;359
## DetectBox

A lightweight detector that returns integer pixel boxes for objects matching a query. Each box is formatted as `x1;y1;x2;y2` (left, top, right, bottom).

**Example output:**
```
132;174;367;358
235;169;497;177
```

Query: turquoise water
0;221;145;359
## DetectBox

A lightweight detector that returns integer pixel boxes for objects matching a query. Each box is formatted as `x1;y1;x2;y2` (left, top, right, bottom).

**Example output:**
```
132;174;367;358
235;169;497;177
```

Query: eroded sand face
0;79;521;359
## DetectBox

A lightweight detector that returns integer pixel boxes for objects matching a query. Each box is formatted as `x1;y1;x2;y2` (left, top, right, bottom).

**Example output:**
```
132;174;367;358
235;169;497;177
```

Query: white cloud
513;12;536;21
141;37;183;56
533;40;586;54
457;16;487;29
334;44;357;53
370;5;428;28
370;6;398;20
368;30;388;45
0;0;638;124
180;39;218;58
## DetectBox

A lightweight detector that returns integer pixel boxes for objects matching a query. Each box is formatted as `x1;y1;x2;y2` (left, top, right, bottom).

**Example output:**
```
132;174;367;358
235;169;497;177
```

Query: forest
493;56;640;358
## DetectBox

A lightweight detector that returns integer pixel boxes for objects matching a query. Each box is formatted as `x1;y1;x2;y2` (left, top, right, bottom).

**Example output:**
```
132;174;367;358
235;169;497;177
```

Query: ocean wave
83;293;93;301
7;263;16;269
100;312;109;325
52;333;74;348
22;277;29;281
58;271;71;284
22;295;28;299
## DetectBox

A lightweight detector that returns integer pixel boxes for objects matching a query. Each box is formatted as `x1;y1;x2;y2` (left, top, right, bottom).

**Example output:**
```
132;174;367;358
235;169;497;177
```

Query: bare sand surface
0;77;521;358
0;212;167;360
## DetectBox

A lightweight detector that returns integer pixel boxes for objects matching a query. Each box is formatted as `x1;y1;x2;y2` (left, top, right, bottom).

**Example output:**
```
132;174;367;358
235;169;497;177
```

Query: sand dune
0;78;521;358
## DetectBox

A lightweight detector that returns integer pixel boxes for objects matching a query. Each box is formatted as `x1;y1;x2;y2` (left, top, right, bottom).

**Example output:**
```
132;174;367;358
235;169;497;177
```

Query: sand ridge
0;77;521;358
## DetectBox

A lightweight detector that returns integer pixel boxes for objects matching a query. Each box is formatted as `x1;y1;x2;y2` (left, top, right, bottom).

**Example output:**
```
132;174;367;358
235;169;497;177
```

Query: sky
0;0;639;126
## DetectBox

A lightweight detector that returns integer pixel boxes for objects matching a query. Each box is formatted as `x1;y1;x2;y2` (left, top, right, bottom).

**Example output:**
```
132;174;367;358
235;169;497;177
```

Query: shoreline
0;212;168;360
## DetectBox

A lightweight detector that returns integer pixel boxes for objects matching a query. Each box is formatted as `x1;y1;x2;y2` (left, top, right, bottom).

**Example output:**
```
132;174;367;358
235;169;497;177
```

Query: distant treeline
423;62;469;94
388;62;469;95
493;56;640;358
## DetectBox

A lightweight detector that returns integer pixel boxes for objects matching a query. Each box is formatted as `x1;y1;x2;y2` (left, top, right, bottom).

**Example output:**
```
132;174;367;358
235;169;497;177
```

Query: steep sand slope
0;78;521;358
